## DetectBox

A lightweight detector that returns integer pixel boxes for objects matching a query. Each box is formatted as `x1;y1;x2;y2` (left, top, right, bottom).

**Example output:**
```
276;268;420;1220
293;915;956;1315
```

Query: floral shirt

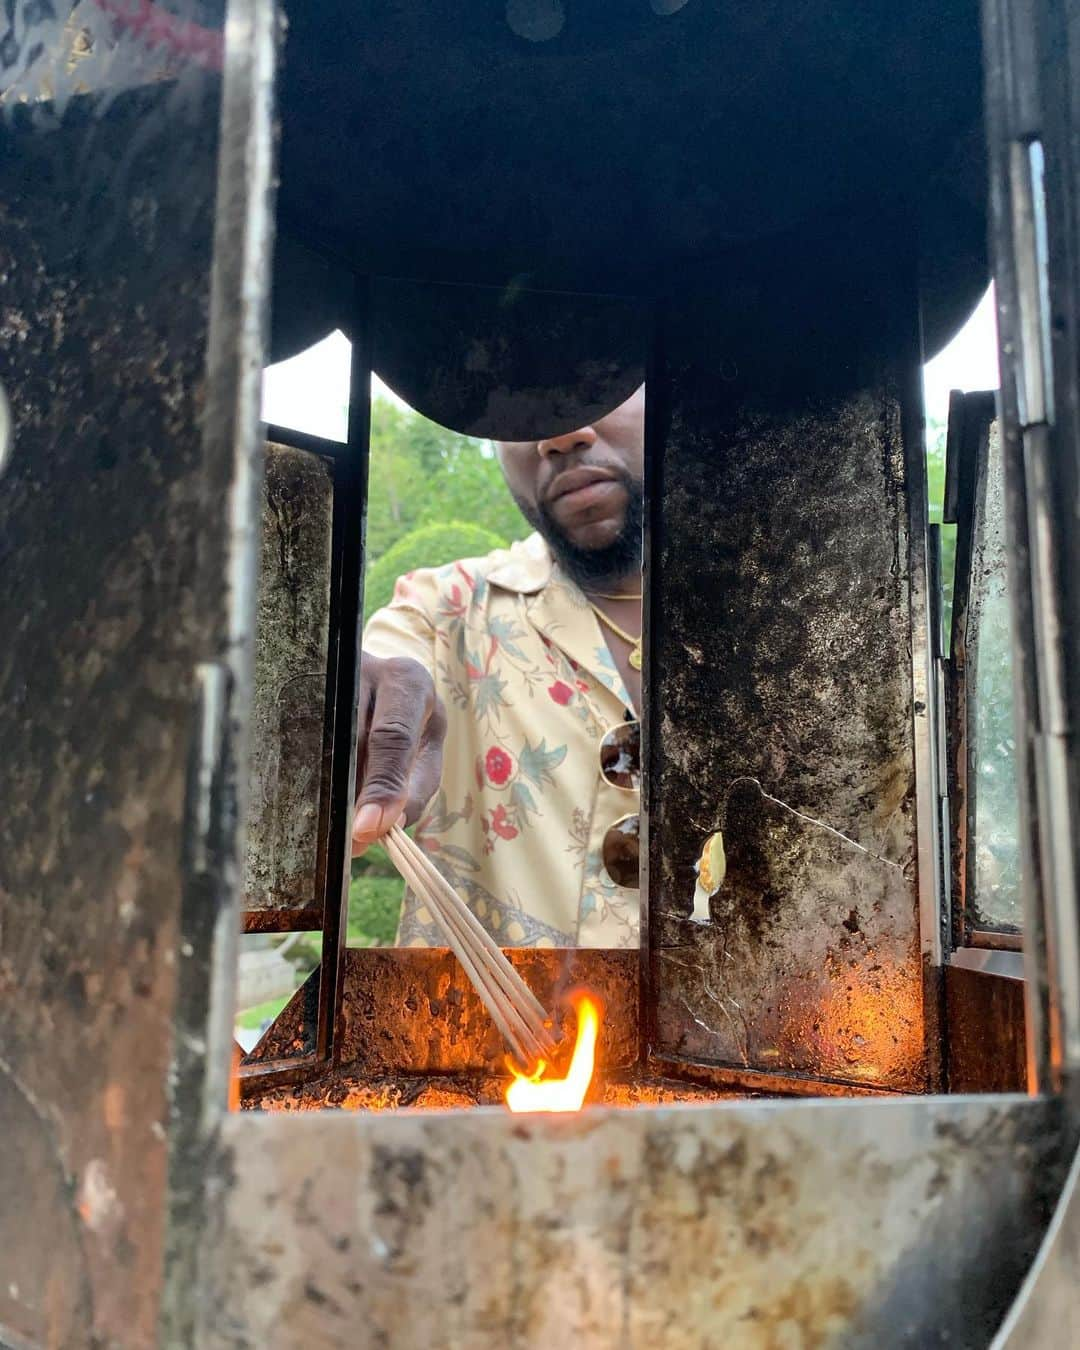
362;533;639;948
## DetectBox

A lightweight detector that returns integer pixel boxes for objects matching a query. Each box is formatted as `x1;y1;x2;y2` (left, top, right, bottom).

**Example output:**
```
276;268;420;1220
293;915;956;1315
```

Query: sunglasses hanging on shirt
599;720;641;888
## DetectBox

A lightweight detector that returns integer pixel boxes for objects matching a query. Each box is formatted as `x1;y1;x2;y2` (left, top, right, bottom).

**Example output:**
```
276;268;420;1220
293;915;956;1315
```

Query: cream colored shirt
363;534;639;948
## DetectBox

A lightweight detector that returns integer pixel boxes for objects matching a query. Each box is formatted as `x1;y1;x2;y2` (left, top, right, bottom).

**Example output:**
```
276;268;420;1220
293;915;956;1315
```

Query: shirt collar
490;534;633;711
485;532;553;594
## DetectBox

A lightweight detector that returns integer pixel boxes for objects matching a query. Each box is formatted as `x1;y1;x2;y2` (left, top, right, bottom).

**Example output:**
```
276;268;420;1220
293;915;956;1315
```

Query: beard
512;469;644;590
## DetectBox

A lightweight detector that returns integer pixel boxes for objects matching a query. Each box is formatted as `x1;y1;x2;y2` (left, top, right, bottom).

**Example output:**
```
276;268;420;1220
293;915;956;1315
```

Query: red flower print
548;680;574;705
491;804;519;840
484;746;515;786
576;679;590;693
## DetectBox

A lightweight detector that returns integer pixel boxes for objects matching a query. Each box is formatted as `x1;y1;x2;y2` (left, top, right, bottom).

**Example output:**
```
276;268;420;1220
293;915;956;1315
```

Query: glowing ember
505;993;600;1113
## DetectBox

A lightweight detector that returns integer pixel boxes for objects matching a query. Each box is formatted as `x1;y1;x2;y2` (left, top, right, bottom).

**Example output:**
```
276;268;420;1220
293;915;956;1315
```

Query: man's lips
545;466;619;508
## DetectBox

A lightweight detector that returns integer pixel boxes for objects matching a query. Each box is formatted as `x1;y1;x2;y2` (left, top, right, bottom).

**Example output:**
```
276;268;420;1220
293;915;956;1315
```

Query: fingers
352;655;438;852
403;694;446;825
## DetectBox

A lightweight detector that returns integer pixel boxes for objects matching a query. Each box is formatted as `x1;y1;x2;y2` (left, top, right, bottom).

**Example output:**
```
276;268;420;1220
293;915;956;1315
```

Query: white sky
260;329;402;443
922;284;1000;426
261;285;1001;444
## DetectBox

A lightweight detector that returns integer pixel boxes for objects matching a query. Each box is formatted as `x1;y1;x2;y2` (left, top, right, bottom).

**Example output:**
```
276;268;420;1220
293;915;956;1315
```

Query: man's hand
351;653;447;855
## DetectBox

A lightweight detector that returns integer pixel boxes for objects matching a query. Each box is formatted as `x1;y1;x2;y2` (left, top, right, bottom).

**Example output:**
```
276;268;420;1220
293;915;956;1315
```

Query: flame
505;993;600;1113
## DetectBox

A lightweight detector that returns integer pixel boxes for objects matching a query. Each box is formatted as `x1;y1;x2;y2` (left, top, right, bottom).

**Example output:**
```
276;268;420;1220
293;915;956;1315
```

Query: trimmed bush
363;521;505;622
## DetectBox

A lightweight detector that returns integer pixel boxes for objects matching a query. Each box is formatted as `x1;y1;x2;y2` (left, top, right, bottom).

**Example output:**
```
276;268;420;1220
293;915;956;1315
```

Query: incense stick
383;831;545;1063
385;829;555;1060
390;829;552;1029
384;833;551;1067
383;827;556;1067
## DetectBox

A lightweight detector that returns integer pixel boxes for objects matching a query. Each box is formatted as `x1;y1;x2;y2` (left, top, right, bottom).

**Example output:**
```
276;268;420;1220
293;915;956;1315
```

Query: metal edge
950;947;1026;979
161;0;279;1342
981;0;1054;1097
640;297;668;1070
321;280;372;1067
991;1132;1080;1347
904;304;946;1091
203;0;280;1128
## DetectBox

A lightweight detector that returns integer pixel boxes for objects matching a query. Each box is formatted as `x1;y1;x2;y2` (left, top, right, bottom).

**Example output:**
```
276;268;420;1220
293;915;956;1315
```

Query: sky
922;284;1000;427
261;284;1001;444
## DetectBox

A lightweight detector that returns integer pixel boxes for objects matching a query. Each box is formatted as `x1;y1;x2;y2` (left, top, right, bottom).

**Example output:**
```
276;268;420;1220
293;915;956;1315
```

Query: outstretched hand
351;653;447;855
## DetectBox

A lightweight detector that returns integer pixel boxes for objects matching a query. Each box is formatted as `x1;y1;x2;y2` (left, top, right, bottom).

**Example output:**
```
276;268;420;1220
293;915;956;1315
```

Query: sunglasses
599;720;640;889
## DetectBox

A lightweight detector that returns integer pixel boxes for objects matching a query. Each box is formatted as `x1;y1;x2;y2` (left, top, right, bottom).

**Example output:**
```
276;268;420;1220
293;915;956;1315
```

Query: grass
236;994;291;1029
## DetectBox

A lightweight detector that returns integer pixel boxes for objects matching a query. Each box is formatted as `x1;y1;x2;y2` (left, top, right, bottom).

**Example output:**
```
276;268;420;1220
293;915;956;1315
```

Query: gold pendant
629;642;643;671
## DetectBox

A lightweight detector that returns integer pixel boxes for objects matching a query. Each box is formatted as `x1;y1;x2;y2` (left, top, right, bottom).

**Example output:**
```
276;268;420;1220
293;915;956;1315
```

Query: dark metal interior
4;0;1079;1344
241;0;1003;1108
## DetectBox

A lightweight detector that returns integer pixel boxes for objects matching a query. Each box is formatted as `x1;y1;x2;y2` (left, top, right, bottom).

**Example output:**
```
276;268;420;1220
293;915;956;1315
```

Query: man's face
495;385;645;583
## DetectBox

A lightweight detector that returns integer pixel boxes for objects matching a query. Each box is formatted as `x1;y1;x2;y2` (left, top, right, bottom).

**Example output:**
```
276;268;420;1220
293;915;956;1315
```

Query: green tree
363;520;507;623
365;400;528;563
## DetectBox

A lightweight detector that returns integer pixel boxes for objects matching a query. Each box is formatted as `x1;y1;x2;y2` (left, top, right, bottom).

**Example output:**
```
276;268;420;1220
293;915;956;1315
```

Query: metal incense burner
3;2;1080;1347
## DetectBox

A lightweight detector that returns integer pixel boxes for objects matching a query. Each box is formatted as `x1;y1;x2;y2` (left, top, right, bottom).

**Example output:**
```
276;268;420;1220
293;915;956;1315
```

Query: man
351;386;644;947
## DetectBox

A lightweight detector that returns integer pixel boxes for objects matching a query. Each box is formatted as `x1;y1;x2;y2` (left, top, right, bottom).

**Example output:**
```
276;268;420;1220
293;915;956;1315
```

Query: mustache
539;457;636;505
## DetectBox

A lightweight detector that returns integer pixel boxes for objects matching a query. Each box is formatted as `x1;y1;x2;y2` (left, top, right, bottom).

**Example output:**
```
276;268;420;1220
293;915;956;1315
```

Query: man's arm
351;592;447;854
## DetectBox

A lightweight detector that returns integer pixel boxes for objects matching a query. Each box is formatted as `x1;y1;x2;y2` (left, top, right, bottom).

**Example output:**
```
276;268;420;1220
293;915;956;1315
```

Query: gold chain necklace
588;600;643;671
585;590;643;601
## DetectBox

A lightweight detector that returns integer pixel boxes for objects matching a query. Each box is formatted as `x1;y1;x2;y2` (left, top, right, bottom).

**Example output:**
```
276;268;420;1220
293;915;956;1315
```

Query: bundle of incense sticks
383;825;557;1069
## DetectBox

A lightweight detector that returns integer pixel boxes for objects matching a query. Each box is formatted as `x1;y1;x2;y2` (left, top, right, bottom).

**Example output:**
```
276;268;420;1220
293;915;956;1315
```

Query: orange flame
505;993;600;1113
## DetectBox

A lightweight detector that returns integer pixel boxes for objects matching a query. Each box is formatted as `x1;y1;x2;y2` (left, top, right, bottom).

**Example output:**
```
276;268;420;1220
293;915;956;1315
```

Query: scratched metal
197;1094;1062;1348
243;442;334;921
0;11;235;1347
655;782;922;1089
647;278;926;1092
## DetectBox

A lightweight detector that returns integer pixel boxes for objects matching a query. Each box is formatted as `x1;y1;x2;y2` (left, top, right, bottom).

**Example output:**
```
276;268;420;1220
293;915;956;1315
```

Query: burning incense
383;826;557;1069
505;991;601;1113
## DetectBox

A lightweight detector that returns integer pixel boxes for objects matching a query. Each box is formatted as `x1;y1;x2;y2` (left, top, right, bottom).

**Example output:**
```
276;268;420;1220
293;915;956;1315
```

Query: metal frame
942;388;1023;950
161;0;279;1339
982;0;1080;1098
237;287;371;1098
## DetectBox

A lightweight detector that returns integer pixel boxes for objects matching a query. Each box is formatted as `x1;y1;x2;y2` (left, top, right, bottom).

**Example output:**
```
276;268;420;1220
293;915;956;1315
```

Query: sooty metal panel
646;256;926;1092
0;27;230;1349
244;442;334;927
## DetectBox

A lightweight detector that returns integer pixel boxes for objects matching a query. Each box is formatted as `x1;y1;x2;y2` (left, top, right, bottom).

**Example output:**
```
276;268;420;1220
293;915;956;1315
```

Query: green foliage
365;401;528;563
926;416;957;642
363;521;506;621
348;845;402;947
348;865;404;946
236;995;291;1030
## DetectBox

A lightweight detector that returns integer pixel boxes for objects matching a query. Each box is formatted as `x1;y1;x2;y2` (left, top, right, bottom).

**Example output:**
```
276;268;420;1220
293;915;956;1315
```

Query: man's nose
536;424;598;458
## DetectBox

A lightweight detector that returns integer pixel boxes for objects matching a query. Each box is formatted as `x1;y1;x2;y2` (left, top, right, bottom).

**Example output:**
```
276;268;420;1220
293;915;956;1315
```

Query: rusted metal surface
243;442;334;920
648;299;926;1091
242;968;320;1066
0;45;226;1350
249;948;638;1077
244;1069;738;1113
945;964;1026;1093
196;1094;1062;1348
